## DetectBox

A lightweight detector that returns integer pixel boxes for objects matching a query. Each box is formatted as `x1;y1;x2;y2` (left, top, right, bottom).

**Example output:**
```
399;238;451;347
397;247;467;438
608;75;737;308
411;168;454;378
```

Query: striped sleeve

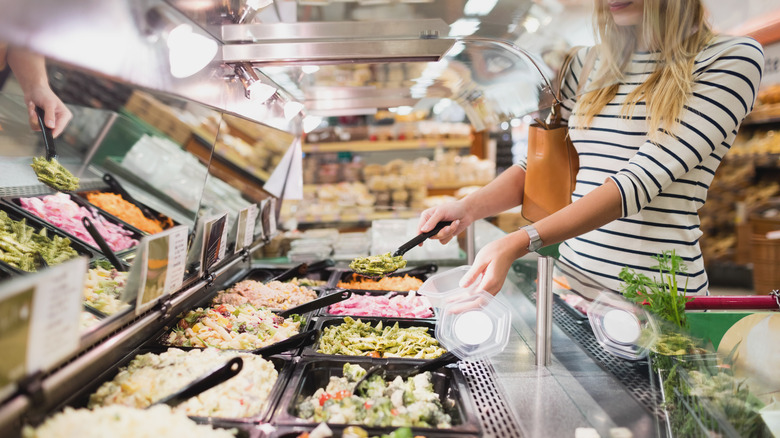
609;37;764;217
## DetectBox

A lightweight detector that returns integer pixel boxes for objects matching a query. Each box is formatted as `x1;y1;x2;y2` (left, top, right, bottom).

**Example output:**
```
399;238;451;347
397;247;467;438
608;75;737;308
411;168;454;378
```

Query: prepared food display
82;264;130;316
326;292;433;319
21;405;236;438
349;253;406;278
165;303;303;350
296;363;452;428
18;193;138;252
317;317;445;359
80;311;101;329
84;191;173;234
212;279;318;310
89;348;278;418
296;423;418;438
0;210;79;272
337;275;424;292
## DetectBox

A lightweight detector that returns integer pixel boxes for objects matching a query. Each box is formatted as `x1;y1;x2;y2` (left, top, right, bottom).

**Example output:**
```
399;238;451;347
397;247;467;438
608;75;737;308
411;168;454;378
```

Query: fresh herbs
30;157;80;191
619;250;692;329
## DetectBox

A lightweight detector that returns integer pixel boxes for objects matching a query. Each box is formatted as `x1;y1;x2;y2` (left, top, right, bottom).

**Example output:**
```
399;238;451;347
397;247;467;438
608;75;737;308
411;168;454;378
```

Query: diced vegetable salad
317;317;445;359
212;279;317;310
296;363;452;428
166;303;302;350
83;264;129;315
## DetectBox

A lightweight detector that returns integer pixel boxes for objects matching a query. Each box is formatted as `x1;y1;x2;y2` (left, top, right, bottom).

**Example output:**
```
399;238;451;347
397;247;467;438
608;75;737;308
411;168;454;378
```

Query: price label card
202;213;229;272
262;198;278;238
235;204;260;254
129;226;188;314
0;257;86;400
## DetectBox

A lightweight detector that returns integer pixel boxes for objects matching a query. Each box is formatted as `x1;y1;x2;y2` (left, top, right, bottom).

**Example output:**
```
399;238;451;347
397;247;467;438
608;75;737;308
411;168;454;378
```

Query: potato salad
89;348;278;418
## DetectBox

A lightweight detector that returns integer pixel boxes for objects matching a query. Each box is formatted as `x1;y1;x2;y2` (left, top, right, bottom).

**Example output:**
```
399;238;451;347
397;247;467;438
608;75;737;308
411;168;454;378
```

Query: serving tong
352;351;459;395
82;216;127;272
351;221;452;279
150;357;244;408
31;106;80;192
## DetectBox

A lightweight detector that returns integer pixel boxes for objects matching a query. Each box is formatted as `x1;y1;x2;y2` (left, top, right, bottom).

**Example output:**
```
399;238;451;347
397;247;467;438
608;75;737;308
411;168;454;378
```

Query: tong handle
35;106;56;161
250;329;319;357
393;221;452;257
277;290;352;318
82;216;127;272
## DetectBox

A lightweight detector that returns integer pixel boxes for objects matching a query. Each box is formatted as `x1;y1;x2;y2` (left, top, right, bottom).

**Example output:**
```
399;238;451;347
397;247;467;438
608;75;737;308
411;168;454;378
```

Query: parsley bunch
619;250;692;329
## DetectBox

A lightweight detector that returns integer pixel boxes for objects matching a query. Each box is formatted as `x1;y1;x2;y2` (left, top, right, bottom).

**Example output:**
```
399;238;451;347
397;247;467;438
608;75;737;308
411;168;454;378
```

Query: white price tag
131;226;188;314
0;257;86;398
235;204;260;254
203;213;229;272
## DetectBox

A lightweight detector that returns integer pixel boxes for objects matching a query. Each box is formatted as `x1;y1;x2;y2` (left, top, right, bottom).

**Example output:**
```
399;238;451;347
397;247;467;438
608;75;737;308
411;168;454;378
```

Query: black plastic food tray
63;345;294;425
76;188;180;234
5;196;143;257
240;267;335;287
317;288;437;321
219;269;329;313
269;425;480;438
271;357;481;435
305;316;442;360
330;267;433;293
147;312;315;356
0;202;97;274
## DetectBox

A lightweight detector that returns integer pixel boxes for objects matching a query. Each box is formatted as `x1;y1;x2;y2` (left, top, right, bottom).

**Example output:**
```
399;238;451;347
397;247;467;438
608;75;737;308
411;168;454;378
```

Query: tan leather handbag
522;47;596;223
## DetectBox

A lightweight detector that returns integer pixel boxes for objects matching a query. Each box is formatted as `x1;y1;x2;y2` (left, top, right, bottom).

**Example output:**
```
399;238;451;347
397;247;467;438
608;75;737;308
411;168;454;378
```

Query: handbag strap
550;46;598;125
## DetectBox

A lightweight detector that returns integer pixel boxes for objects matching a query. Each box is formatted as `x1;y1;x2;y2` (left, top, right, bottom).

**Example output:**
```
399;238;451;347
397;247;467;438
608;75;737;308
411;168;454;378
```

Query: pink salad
327;291;434;318
19;193;138;252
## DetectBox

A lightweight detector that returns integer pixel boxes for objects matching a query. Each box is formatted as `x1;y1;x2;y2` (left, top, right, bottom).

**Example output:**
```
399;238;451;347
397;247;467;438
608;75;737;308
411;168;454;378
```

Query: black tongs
151;357;243;408
35;106;57;161
352;351;459;395
276;289;353;318
392;220;452;258
82;216;127;272
249;328;320;356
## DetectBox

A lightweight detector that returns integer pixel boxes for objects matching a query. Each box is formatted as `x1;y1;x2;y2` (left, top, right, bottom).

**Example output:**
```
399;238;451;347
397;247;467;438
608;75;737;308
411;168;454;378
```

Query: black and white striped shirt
526;35;764;294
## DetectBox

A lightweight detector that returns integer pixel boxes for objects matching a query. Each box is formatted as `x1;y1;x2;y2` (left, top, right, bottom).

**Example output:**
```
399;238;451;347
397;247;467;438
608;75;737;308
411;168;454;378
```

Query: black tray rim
75;187;181;233
270;356;481;435
316;288;438;321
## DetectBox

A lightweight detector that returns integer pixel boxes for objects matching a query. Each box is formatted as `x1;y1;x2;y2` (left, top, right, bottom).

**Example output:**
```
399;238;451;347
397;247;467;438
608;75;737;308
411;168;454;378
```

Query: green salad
349;253;406;277
296;363;452;428
317;317;445;359
0;210;78;271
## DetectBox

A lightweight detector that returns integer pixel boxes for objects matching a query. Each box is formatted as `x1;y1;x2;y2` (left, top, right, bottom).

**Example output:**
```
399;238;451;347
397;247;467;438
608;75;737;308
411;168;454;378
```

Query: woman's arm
6;46;72;138
418;165;526;244
461;178;623;295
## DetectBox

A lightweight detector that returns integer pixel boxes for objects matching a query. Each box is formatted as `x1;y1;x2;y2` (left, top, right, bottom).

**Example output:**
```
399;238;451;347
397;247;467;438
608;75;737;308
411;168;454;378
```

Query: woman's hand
459;231;528;296
417;200;472;244
26;85;73;138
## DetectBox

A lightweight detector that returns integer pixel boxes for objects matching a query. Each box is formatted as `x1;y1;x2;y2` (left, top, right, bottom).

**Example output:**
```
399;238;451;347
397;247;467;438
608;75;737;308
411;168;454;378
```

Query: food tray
271;357;481;435
317;288;437;321
147;312;315;356
5;195;144;258
76;188;180;234
63;345;294;425
243;265;336;288
331;269;431;293
211;272;328;316
268;425;480;438
304;316;442;360
0;201;98;274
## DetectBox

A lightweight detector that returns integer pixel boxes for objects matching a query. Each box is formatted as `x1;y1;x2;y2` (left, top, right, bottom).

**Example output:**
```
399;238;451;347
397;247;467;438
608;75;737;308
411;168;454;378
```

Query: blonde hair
577;0;715;137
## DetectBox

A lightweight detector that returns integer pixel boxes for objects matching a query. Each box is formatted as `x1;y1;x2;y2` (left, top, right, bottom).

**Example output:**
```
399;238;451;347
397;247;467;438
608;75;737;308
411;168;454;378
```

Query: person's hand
417;200;471;244
25;85;72;138
459;232;528;296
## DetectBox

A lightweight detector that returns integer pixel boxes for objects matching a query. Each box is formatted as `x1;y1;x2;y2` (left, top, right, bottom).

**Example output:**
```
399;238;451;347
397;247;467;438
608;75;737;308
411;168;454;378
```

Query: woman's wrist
506;230;531;259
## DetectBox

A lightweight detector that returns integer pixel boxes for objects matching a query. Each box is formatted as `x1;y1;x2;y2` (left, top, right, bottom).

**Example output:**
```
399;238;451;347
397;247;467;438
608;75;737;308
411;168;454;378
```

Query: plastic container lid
436;291;511;360
418;265;481;309
587;291;658;361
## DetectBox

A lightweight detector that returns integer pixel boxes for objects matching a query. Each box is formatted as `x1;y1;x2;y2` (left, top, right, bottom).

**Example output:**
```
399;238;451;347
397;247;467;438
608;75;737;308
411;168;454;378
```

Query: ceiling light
523;16;541;33
235;63;277;101
449;18;480;37
301;65;320;74
166;24;218;78
464;0;498;16
303;116;323;134
284;101;305;121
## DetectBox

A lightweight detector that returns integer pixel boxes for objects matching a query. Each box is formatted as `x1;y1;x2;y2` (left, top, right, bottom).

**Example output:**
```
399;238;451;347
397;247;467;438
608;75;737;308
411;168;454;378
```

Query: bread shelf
302;138;472;153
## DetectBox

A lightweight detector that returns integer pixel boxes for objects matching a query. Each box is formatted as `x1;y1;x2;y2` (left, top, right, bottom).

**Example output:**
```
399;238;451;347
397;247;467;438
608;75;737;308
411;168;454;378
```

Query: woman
418;0;764;295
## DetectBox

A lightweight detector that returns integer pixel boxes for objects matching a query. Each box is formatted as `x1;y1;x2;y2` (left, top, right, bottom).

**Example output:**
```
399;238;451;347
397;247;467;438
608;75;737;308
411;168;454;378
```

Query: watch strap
521;225;543;252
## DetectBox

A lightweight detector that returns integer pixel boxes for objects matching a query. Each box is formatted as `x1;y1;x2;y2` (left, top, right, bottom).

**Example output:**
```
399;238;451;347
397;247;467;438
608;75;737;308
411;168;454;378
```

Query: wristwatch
520;225;544;252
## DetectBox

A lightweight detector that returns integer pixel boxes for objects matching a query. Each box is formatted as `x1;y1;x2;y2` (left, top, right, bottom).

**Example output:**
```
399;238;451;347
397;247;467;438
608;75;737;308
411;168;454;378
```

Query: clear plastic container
586;291;658;361
436;291;511;361
417;265;481;308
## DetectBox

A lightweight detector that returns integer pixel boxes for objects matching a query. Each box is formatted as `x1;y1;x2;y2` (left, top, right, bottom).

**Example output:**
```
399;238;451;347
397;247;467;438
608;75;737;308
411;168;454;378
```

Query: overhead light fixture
146;7;218;79
301;65;320;74
449;18;480;37
284;101;305;121
303;116;323;134
235;63;277;101
464;0;498;16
